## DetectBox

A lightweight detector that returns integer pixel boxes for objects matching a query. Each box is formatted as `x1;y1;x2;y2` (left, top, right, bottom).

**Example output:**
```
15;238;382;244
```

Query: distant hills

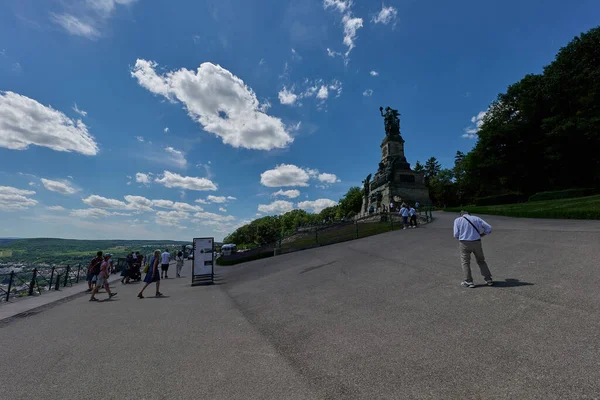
0;238;192;265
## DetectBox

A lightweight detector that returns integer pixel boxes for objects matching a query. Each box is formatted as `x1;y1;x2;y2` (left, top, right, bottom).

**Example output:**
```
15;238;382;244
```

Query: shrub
528;188;598;202
475;193;527;206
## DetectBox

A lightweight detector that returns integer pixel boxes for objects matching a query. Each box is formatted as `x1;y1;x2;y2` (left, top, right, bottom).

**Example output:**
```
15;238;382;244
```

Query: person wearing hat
453;210;493;288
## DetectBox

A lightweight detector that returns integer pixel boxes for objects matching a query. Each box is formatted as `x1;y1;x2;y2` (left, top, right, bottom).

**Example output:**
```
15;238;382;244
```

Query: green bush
216;251;274;266
528;188;598;202
475;193;527;206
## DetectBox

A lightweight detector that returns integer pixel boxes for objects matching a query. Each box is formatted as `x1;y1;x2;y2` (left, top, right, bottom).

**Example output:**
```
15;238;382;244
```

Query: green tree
424;157;441;186
413;160;424;173
337;186;363;218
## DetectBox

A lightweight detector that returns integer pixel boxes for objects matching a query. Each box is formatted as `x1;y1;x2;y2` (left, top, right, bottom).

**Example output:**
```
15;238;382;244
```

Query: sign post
192;237;214;285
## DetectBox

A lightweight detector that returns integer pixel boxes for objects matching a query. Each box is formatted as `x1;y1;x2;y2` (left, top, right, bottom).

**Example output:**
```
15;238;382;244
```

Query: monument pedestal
365;134;430;211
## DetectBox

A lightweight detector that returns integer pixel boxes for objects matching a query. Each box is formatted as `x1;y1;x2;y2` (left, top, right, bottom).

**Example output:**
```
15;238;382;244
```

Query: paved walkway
1;213;600;399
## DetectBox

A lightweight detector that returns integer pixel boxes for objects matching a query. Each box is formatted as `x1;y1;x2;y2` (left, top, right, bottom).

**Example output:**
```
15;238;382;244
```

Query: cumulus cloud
72;103;87;117
131;59;293;151
82;195;128;209
46;205;67;211
0;186;38;211
194;211;236;222
0;91;99;155
258;200;294;215
218;207;227;213
154;171;217;191
261;164;310;187
207;195;227;203
297;198;338;213
40;178;78;195
272;189;301;199
318;173;340;184
323;0;363;63
363;89;373;97
70;208;111;218
278;86;298;105
123;195;154;212
370;70;379;76
164;127;169;133
372;4;398;26
316;86;329;100
155;210;190;227
463;110;487;139
136;172;151;185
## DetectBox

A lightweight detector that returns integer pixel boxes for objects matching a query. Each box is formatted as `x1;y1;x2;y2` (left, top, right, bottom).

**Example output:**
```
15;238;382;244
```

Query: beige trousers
459;240;492;282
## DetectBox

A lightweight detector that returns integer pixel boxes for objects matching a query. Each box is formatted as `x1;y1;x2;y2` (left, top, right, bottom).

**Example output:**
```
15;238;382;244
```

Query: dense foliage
224;187;364;246
419;26;600;207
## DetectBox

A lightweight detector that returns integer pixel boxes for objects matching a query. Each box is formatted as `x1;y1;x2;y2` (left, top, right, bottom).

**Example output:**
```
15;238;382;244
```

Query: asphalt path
2;212;600;399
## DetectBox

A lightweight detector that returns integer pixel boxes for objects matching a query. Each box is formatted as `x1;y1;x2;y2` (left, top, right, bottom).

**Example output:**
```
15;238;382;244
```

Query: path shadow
152;295;171;299
492;278;534;288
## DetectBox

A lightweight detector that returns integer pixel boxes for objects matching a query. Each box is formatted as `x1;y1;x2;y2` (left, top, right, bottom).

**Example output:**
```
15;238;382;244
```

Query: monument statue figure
379;106;401;138
385;157;397;182
362;174;372;197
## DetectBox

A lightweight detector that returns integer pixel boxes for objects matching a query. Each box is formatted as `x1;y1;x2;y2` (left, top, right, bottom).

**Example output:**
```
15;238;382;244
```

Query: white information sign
193;237;214;277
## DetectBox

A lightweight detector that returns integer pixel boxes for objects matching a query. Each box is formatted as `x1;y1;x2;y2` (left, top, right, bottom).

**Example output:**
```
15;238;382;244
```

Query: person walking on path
399;204;409;229
160;249;170;279
86;251;103;292
176;251;184;278
409;205;417;228
453;210;494;288
89;255;117;301
138;250;163;298
121;253;132;284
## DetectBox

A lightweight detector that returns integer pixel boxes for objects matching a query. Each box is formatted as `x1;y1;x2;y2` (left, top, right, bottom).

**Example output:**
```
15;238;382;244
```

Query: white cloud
258;200;294;215
372;4;398;26
272;189;301;199
72;103;87;117
51;0;137;39
297;198;338;213
155;210;190;227
370;70;379;76
278;86;298;105
318;173;340;184
164;147;188;168
323;0;363;63
195;198;209;205
135;172;151;185
164;127;169;133
40;178;78;195
131;59;293;151
327;48;342;58
207;195;227;203
219;207;227;213
82;195;128;209
463;110;487;139
0;91;99;155
46;205;67;211
50;13;100;39
227;196;236;200
28;182;37;187
291;48;302;61
316;85;329;100
0;186;38;211
154;171;217;191
363;89;373;97
135;136;144;142
153;199;204;212
70;208;111;218
259;58;266;66
123;195;154;212
194;211;236;222
260;164;310;187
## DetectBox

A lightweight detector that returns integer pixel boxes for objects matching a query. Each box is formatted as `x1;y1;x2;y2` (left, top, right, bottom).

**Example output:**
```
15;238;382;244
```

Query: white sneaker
403;227;406;230
461;281;475;288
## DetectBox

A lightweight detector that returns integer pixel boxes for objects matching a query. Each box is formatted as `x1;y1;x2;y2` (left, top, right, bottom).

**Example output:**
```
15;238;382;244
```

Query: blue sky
0;0;598;241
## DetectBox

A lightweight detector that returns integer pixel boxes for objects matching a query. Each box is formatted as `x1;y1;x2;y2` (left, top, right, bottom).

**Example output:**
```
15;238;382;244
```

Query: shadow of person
493;278;534;288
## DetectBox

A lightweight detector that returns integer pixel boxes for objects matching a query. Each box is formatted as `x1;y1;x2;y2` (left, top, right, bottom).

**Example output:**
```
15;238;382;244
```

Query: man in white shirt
453;211;493;288
161;249;171;279
408;206;417;228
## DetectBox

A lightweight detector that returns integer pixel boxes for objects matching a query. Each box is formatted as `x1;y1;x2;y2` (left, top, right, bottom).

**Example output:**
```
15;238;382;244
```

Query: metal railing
0;260;126;303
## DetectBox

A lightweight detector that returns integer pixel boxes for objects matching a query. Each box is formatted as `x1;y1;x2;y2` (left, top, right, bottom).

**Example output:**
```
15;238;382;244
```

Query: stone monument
362;106;430;214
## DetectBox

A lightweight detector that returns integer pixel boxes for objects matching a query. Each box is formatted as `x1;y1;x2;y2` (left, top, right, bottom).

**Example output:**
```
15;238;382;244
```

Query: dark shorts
86;272;95;282
402;216;408;224
161;264;169;271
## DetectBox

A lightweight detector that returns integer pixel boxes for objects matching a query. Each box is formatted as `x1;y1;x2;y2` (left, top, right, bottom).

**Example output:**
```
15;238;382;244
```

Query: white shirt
161;252;170;264
409;207;416;216
453;215;492;241
399;207;409;217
